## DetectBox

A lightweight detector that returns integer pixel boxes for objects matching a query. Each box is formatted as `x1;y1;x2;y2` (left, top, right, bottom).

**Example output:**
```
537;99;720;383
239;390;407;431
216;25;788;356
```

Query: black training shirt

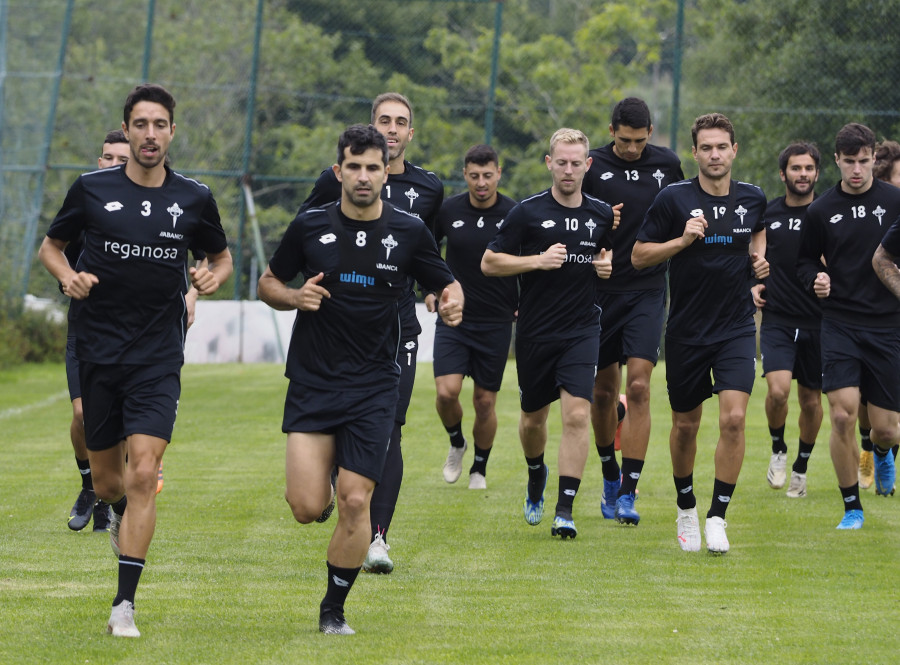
48;165;227;364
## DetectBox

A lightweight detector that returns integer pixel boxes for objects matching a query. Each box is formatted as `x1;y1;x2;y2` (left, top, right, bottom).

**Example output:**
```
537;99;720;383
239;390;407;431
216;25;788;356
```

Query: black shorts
433;320;512;392
282;381;397;483
759;320;822;390
79;361;182;451
395;335;418;426
516;334;599;413
665;333;757;413
596;288;665;368
65;334;80;401
820;319;900;410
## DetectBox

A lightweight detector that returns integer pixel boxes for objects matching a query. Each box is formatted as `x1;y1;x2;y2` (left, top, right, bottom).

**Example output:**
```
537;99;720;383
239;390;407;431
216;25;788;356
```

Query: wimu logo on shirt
339;270;376;287
704;234;733;245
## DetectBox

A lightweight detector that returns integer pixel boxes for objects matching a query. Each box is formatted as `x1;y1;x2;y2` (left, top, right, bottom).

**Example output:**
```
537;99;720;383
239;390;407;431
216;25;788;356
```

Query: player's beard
347;186;380;208
698;162;730;181
785;178;813;198
131;143;166;170
555;178;579;196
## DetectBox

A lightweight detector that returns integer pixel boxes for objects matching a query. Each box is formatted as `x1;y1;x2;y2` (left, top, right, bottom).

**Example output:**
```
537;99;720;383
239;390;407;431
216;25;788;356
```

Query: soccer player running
581;97;684;525
796;123;900;529
300;93;443;574
482;128;614;540
39;84;233;637
856;141;900;491
429;145;517;490
751;143;824;499
633;113;768;554
258;124;462;635
64;130;130;534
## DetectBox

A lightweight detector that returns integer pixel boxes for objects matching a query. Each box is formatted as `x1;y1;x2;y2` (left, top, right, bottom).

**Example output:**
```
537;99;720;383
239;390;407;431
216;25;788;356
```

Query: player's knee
871;424;900;449
435;390;459;410
719;409;746;439
284;491;318;524
625;378;650;405
472;393;496;419
336;488;368;520
561;406;591;433
592;382;618;407
671;416;700;442
798;394;822;416
767;389;790;409
92;477;124;503
830;407;856;434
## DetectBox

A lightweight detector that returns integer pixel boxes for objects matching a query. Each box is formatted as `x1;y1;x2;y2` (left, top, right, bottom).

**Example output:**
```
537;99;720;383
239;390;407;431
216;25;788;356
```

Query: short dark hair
102;129;127;148
778;142;820;173
464;144;498;167
337;124;388;165
691;113;735;147
834;123;876;157
874;140;900;181
123;83;176;125
370;92;413;126
611;97;651;131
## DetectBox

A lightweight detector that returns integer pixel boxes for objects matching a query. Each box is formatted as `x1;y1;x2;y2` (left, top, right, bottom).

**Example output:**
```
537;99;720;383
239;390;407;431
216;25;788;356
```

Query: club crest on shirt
653;169;665;188
874;205;887;226
735;205;748;225
167;203;184;228
405;187;419;209
381;234;398;259
585;218;596;238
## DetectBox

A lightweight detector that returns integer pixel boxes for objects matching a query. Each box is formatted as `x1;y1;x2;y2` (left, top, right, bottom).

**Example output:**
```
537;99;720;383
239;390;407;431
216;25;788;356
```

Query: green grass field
1;361;898;664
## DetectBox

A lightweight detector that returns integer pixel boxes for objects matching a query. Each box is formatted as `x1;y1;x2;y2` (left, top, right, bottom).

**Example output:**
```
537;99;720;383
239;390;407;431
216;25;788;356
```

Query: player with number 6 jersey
431;145;518;489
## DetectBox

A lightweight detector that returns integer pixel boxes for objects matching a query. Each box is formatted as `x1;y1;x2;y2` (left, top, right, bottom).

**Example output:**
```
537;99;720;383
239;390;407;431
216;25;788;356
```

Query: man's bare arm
873;244;900;299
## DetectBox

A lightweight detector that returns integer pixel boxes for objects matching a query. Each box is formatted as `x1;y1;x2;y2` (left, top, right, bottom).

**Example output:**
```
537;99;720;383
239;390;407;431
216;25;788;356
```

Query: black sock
76;457;93;491
860;427;873;452
445;421;466;448
369;422;402;541
619;458;644;496
792;439;815;474
707;479;736;519
769;425;787;454
526;455;546;503
110;496;127;517
113;555;145;606
674;474;696;510
469;445;491;476
874;445;892;459
893;444;898;461
321;562;360;614
840;483;863;512
596;442;620;481
554;476;580;518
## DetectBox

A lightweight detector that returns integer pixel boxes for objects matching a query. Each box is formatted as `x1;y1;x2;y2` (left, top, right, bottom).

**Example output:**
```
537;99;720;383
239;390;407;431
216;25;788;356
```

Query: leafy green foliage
682;0;900;194
0;295;66;369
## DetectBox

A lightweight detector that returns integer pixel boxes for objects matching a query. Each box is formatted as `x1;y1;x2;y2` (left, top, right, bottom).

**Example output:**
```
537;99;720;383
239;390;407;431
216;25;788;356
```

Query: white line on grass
0;390;69;421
